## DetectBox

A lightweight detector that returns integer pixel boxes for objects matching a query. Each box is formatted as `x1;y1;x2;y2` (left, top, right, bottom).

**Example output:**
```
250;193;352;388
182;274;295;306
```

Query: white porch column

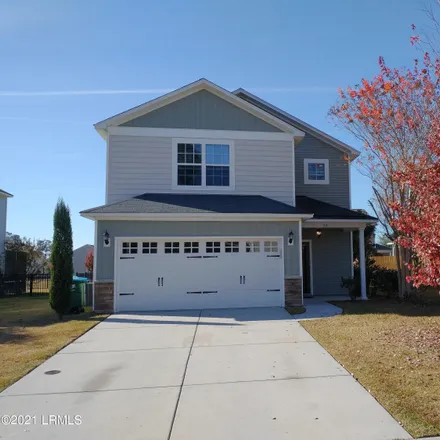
358;227;368;300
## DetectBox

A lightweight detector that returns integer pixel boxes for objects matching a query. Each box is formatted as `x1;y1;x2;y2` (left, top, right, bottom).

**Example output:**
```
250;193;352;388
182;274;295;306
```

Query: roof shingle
81;193;309;215
296;196;376;220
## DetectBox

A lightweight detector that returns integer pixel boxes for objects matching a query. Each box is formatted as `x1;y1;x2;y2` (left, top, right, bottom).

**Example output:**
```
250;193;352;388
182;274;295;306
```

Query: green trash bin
70;276;88;313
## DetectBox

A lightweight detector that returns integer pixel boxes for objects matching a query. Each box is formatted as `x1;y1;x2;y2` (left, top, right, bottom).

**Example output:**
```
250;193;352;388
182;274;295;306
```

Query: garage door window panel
165;242;180;254
264;241;279;253
225;241;239;253
122;242;138;254
246;241;260;253
184;242;199;254
206;241;221;253
142;242;158;254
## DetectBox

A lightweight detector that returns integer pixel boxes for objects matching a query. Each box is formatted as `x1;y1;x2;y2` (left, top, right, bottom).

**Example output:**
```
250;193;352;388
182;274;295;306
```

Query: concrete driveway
0;308;411;440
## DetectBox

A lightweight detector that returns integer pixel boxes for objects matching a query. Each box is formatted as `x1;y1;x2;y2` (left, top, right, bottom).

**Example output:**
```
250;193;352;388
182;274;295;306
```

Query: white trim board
292;138;296;206
95;79;305;138
81;213;313;221
107;126;294;141
92;220;98;311
303;219;377;229
302;239;314;297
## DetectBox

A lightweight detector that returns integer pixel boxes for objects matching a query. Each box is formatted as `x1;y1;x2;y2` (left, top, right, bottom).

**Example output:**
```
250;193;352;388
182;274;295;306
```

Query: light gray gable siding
295;133;350;209
121;90;282;132
235;139;293;205
96;220;301;280
107;135;294;205
302;228;352;296
108;135;172;203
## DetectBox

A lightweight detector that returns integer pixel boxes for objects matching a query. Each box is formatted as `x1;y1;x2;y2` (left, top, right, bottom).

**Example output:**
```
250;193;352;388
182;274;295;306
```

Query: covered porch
297;196;377;301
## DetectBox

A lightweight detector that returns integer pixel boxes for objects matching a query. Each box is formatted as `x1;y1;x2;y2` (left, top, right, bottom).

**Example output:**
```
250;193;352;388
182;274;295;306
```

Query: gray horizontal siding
303;228;352;296
96;220;300;280
235;139;293;205
107;135;294;206
0;197;6;261
107;135;172;203
296;133;350;209
121;90;282;132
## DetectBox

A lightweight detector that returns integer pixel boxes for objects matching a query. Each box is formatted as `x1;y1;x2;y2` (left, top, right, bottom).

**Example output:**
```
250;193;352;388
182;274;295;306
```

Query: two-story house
0;188;13;272
81;79;376;313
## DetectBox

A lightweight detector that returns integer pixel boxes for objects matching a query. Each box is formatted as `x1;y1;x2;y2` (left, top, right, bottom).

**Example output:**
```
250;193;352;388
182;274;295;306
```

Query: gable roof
81;193;311;218
94;79;305;139
296;196;376;220
233;88;360;160
0;189;13;197
73;244;94;253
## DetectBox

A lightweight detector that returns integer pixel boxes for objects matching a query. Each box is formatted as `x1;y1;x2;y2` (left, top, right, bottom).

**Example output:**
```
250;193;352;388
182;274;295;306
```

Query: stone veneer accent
94;281;114;312
284;277;303;307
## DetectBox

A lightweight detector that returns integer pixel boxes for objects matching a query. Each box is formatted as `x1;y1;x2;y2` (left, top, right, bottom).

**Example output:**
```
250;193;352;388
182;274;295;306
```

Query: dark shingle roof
296;196;377;220
0;189;13;197
81;193;377;221
81;193;310;215
374;243;392;251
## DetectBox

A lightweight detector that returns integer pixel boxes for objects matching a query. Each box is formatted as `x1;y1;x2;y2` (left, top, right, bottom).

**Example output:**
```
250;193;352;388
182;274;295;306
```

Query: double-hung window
177;143;202;186
304;159;329;184
174;140;234;189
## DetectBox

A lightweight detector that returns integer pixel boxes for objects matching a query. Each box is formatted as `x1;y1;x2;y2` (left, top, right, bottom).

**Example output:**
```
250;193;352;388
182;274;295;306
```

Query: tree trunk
395;244;404;299
395;244;411;299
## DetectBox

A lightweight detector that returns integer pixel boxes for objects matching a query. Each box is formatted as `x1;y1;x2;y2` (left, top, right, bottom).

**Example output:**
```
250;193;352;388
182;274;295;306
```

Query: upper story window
177;143;202;186
304;159;329;185
173;140;234;189
206;144;230;186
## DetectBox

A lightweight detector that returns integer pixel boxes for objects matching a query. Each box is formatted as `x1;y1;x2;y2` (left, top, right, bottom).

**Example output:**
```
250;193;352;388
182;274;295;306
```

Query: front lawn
0;296;107;392
301;298;440;438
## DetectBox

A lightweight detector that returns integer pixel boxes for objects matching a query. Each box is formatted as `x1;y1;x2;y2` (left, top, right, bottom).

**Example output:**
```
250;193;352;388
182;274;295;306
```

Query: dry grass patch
0;296;107;392
301;298;440;438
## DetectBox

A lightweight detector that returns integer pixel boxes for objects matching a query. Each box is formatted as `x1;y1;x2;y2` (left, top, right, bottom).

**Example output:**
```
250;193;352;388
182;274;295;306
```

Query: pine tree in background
49;198;73;319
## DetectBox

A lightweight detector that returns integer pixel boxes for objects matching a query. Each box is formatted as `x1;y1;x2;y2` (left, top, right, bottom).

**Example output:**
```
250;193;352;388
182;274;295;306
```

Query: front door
302;241;312;296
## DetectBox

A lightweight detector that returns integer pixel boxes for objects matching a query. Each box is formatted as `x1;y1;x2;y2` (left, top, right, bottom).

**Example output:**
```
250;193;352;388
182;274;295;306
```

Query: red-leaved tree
329;54;440;297
84;250;94;273
392;120;440;289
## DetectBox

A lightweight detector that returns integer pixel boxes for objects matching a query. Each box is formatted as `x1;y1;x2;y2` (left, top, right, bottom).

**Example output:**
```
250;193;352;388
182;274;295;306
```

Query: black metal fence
0;273;51;296
1;273;93;306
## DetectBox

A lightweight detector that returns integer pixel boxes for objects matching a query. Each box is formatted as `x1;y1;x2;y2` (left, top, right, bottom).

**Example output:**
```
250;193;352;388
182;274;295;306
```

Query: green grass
0;296;107;392
301;298;440;438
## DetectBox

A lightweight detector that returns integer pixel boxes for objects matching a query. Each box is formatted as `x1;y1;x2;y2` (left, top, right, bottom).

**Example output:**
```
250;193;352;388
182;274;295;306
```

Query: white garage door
115;237;284;311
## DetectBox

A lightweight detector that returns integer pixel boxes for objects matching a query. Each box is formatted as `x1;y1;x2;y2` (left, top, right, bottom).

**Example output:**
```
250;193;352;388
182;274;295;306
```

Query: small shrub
49;198;73;319
341;275;361;300
369;266;398;297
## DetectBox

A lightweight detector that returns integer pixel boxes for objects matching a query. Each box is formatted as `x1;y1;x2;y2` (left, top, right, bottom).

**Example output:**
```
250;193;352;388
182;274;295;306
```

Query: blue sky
0;0;430;248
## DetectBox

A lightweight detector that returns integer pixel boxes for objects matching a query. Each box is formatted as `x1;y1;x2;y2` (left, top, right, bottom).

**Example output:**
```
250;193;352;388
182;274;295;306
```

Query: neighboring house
73;244;94;274
0;189;13;272
81;79;376;313
374;243;393;256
